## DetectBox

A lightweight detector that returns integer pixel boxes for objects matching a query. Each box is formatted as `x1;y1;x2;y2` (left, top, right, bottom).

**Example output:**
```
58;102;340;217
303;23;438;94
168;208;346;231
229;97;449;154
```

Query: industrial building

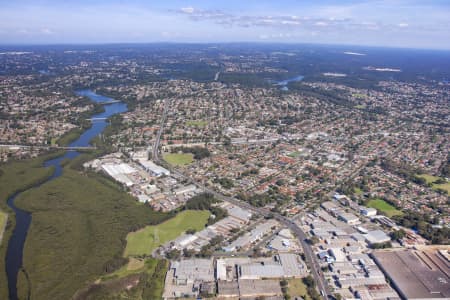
338;212;361;225
372;248;450;300
364;230;391;245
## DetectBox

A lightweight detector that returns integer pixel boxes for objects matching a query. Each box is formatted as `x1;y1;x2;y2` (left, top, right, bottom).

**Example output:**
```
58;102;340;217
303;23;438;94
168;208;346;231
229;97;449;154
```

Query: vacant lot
367;199;403;217
186;120;207;127
163;153;194;166
124;210;210;257
288;279;310;300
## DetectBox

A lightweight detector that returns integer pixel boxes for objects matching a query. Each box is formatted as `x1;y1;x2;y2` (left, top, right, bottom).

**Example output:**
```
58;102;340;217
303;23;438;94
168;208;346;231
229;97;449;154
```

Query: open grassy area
12;160;169;300
366;199;403;217
416;174;450;195
100;257;155;282
354;187;364;195
124;210;210;257
434;182;450;194
416;174;440;184
163;152;194;166
74;258;168;300
186;120;208;127
288;279;310;300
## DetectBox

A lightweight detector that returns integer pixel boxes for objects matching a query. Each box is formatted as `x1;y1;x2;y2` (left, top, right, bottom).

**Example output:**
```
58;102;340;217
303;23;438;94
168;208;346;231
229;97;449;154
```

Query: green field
434;182;450;194
124;210;210;257
288;279;310;300
354;187;363;195
366;199;403;217
416;174;450;195
287;151;301;158
416;174;440;184
74;258;168;300
186;120;207;127
163;153;194;166
12;159;169;300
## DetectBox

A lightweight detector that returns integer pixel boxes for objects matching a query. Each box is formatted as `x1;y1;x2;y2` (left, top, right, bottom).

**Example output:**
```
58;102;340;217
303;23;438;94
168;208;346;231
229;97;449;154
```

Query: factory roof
373;249;450;299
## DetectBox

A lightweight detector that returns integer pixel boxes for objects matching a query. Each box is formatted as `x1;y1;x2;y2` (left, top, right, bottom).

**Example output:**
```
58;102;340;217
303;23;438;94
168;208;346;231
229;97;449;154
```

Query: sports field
124;210;210;257
186;120;207;127
366;199;402;217
163;153;194;166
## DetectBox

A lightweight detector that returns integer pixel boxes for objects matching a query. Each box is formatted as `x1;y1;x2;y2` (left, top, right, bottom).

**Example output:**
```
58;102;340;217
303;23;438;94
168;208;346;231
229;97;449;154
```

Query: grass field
163;153;194;166
12;161;169;300
186;120;207;127
366;199;403;217
354;187;363;195
75;258;168;300
433;182;450;194
124;210;210;257
416;174;440;184
288;279;310;300
287;151;301;158
100;257;154;282
416;174;450;195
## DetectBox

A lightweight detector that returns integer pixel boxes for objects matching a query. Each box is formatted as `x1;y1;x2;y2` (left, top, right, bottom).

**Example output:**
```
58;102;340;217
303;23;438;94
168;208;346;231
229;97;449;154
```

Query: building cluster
83;152;200;211
299;196;402;299
163;253;308;299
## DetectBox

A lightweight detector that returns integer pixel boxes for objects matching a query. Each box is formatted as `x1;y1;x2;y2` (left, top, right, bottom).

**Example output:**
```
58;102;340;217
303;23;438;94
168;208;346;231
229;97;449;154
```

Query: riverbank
14;158;169;299
0;151;63;299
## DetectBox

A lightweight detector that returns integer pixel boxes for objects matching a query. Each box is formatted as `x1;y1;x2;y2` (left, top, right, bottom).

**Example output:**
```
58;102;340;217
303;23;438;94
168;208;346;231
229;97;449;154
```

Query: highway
151;101;331;300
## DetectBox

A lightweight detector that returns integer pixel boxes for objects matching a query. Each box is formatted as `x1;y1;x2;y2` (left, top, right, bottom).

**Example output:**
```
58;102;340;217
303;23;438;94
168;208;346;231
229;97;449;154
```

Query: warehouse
338;212;360;225
364;230;391;245
372;249;450;300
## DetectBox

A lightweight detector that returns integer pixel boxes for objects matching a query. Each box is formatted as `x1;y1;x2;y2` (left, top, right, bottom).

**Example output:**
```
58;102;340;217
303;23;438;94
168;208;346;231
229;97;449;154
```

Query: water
5;90;127;300
275;75;304;91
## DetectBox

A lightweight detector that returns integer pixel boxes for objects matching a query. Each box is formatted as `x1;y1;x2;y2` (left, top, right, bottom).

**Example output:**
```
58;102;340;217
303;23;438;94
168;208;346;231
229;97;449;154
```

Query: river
5;90;127;300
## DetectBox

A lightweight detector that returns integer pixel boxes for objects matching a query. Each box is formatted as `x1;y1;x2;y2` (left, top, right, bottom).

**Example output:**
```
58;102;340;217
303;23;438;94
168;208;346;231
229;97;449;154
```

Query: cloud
174;7;393;33
180;7;195;14
41;28;54;35
398;23;409;28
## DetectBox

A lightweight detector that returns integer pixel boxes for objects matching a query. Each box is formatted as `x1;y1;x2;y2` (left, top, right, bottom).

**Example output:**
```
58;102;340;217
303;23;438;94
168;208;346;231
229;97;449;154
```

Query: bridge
101;100;121;104
86;117;108;121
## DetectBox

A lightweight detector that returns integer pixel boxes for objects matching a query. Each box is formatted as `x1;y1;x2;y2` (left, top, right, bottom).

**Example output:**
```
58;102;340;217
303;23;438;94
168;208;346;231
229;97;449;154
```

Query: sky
0;0;449;49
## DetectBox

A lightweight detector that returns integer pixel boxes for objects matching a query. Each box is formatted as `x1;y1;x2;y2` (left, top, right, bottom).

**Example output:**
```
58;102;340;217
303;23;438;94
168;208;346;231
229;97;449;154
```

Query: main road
150;107;330;299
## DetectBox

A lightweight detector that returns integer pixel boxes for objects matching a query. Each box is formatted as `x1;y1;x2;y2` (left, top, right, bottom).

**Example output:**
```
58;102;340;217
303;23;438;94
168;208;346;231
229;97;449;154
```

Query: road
152;98;170;160
151;100;331;300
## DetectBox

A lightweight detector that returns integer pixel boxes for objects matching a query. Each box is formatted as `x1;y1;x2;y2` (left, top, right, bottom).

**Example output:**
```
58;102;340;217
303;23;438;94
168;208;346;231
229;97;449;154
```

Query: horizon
1;0;449;50
1;41;450;53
